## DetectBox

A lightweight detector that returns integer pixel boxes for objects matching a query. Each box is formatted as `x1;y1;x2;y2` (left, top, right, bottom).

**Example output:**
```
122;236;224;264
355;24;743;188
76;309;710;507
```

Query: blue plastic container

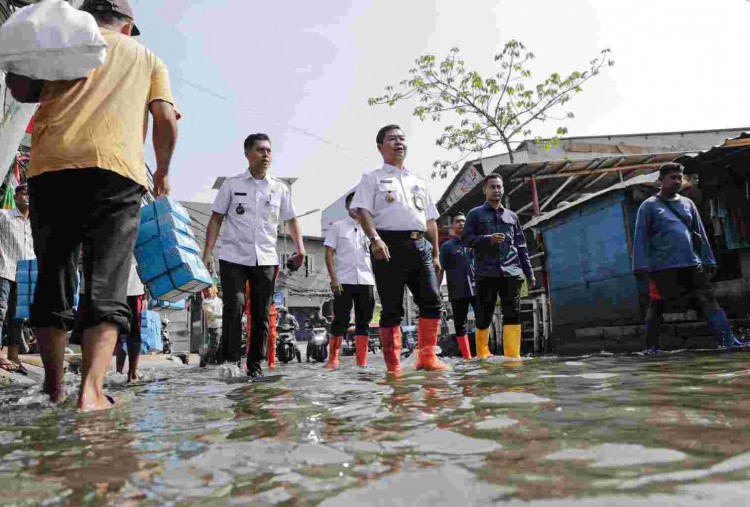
140;197;192;226
137;213;196;248
148;254;212;302
137;244;205;283
150;298;186;312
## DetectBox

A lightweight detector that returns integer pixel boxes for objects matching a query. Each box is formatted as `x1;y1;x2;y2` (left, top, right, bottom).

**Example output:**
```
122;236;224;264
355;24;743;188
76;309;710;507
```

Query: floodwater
2;347;750;506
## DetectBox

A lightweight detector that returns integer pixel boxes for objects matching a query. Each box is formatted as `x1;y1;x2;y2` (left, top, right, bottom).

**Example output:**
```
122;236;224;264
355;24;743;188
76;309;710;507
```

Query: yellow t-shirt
28;28;176;188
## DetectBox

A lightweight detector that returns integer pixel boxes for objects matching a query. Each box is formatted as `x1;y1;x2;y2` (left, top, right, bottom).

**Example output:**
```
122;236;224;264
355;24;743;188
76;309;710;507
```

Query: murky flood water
2;347;750;506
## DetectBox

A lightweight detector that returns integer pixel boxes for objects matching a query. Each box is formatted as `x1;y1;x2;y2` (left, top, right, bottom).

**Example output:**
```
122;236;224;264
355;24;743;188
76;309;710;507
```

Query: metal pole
532;297;540;353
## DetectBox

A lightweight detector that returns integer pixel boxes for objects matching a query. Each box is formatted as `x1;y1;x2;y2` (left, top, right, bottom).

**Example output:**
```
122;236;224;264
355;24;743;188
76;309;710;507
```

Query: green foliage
368;41;614;179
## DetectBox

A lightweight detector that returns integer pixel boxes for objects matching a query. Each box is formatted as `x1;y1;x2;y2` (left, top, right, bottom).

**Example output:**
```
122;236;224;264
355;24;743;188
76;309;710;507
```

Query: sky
128;0;750;236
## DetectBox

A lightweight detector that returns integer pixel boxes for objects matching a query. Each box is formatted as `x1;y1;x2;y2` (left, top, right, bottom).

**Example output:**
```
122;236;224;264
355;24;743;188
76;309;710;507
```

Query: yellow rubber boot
502;325;522;358
475;328;493;359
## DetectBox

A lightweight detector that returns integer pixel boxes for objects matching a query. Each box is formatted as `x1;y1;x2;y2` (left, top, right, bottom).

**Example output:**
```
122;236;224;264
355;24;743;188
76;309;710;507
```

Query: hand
286;252;305;272
330;281;342;296
202;251;213;273
432;255;442;274
529;277;537;289
491;233;506;245
153;167;170;197
371;239;390;261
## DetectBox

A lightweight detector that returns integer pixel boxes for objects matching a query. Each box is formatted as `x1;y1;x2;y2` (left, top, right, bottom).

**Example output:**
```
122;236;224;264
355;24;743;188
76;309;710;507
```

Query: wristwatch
370;235;381;243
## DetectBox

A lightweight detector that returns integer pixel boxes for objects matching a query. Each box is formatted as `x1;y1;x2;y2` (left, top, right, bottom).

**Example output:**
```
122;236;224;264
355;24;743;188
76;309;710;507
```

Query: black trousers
475;275;523;330
372;231;442;327
450;296;476;337
28;169;141;333
219;260;276;365
331;284;375;336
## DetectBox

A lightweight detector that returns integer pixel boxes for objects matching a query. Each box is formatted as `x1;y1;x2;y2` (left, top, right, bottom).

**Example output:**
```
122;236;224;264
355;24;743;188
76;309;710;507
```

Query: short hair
244;133;271;153
483;173;503;186
659;162;684;178
345;192;355;208
376;124;402;145
451;213;466;224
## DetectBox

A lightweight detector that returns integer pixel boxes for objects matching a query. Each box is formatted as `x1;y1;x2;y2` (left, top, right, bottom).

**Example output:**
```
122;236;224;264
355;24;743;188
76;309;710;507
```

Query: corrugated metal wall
541;191;643;330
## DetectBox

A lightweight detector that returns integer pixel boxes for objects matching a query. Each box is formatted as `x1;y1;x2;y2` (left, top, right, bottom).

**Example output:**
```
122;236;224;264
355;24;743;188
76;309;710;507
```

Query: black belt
377;230;425;240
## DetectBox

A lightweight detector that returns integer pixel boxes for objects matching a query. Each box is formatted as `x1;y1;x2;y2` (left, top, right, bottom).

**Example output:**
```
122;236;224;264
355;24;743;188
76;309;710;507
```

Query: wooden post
531;176;540;216
532;297;540;353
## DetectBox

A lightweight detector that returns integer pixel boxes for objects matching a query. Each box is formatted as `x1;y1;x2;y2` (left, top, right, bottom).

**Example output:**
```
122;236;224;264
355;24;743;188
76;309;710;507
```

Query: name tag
380;179;393;183
234;192;247;196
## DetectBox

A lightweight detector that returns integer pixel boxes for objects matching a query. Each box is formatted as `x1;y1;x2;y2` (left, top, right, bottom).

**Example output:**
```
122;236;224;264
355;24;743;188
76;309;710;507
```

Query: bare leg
78;322;118;411
127;345;140;383
115;340;126;374
35;327;68;403
6;345;19;363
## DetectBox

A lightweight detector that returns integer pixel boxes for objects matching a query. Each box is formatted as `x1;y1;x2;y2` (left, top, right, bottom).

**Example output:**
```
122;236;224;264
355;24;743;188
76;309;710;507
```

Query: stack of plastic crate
14;260;79;320
136;197;212;302
139;309;163;353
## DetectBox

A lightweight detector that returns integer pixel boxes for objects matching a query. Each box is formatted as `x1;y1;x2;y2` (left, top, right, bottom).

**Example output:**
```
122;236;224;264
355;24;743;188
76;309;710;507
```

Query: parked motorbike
341;333;356;356
277;325;302;364
306;327;329;363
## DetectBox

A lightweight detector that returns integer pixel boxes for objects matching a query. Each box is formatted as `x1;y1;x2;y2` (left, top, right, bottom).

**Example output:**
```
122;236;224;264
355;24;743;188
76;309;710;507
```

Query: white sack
0;0;107;80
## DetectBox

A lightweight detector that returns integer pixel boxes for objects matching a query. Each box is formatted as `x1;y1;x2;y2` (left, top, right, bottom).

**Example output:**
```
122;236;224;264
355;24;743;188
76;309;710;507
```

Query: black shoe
247;362;263;378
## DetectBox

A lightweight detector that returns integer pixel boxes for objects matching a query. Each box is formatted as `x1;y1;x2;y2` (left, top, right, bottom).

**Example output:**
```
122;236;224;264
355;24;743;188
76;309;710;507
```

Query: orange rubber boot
326;336;343;369
355;335;369;367
415;318;451;371
380;326;402;374
267;304;277;370
456;334;472;359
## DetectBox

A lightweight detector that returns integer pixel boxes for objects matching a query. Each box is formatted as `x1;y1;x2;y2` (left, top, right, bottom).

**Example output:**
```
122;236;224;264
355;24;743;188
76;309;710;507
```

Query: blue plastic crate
140;197;192;226
136;230;200;269
137;244;204;283
150;298;186;312
15;305;30;320
148;254;212;302
16;259;37;284
137;213;196;248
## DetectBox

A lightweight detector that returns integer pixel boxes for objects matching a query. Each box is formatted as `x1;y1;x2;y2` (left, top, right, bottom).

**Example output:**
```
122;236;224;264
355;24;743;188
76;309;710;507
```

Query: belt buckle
410;232;421;240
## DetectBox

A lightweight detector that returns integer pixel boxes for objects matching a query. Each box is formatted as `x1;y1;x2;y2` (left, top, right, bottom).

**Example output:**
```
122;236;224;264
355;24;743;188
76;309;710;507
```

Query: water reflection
1;351;750;504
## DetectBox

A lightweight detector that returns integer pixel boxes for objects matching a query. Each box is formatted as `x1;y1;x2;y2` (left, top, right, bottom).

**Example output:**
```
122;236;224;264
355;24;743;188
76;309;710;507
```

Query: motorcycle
341;332;356;356
277;325;302;364
306;327;329;363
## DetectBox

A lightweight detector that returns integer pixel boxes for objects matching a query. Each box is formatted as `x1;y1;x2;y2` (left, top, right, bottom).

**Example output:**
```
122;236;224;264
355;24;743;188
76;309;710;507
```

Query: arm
359;208;390;261
5;73;43;103
426;219;441;272
513;217;535;286
202;212;224;271
632;204;649;273
325;246;341;295
150;100;178;197
692;202;717;267
288;217;305;256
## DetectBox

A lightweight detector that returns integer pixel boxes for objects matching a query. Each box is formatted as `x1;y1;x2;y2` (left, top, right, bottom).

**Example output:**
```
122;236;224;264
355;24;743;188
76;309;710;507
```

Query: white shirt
350;163;439;232
212;171;297;266
324;216;375;286
0;208;34;282
126;256;144;296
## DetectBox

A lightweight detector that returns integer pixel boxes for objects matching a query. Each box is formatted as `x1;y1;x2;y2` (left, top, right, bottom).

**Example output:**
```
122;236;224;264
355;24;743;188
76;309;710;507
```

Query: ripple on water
545;443;687;468
479;392;551;405
401;428;502;455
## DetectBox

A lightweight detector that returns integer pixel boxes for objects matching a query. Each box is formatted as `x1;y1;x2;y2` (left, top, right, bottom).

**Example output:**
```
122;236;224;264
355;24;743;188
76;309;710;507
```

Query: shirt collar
244;169;270;182
10;208;23;219
483;201;505;212
345;216;358;227
382;163;410;175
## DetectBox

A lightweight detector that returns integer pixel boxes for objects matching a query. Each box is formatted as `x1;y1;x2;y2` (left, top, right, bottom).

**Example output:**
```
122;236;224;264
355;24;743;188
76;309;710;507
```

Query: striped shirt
0;208;35;282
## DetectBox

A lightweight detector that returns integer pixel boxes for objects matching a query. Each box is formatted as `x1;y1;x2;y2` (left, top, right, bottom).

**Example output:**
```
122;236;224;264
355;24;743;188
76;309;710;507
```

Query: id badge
413;194;425;210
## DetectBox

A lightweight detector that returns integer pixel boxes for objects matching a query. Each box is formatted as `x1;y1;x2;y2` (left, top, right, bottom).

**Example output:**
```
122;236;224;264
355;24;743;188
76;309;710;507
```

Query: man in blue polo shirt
633;162;742;352
438;213;475;359
463;174;535;359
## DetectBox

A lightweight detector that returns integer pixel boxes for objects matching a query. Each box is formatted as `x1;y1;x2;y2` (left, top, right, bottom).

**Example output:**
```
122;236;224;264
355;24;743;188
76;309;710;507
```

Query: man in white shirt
0;184;34;374
351;125;449;374
202;133;305;378
201;286;223;366
324;191;375;368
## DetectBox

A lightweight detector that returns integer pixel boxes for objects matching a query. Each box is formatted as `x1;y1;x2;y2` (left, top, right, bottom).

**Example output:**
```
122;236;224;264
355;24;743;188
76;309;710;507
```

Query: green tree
368;41;614;179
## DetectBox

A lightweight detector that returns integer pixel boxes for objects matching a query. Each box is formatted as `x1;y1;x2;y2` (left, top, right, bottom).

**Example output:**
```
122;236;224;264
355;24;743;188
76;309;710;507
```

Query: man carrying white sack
202;133;305;379
6;0;179;411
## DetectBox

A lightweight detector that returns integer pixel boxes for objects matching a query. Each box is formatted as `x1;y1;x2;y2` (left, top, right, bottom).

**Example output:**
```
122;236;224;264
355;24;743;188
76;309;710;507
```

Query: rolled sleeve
149;57;175;106
211;180;231;215
281;189;297;221
350;175;374;213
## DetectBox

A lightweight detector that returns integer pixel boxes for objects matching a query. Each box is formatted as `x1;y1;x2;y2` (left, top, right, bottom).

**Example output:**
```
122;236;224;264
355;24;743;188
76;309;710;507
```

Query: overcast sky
131;0;750;235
